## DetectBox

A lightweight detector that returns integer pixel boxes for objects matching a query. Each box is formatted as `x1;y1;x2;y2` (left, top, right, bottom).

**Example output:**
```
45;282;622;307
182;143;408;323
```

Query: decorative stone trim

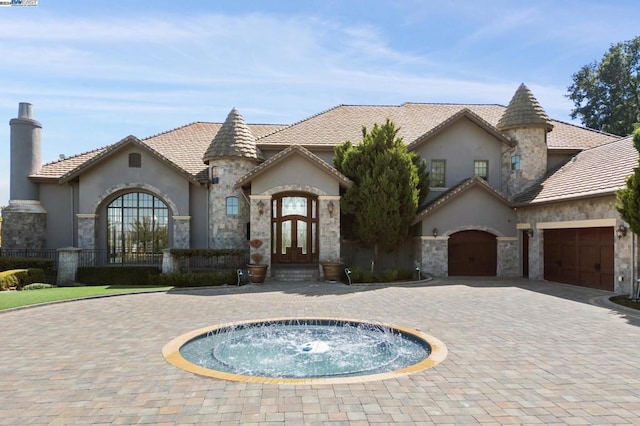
317;195;341;200
419;236;450;240
6;200;47;213
77;214;98;219
172;216;191;220
262;184;329;197
536;218;616;229
90;183;180;216
516;223;532;229
249;195;272;200
496;236;518;241
442;225;504;238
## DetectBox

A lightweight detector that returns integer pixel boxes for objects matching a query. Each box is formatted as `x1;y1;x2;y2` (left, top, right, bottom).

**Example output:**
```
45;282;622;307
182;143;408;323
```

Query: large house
3;84;637;293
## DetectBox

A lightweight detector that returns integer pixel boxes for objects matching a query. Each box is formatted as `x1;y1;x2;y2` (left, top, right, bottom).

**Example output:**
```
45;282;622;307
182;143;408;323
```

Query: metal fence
78;250;163;268
0;248;59;270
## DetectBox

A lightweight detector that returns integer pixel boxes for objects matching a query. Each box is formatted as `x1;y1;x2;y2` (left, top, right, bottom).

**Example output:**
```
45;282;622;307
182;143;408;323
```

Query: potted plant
321;257;344;282
247;239;268;284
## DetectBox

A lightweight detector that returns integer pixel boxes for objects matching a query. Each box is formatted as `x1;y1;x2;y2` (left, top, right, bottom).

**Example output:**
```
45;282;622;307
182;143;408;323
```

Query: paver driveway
1;277;639;425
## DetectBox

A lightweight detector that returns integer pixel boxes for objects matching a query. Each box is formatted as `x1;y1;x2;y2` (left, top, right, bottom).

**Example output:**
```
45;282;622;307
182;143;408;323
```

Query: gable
236;145;351;195
76;145;191;213
413;118;506;191
418;182;516;237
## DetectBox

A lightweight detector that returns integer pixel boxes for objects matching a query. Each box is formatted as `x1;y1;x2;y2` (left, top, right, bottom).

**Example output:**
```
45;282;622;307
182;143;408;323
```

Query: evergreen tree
567;36;640;136
615;128;640;235
334;119;429;270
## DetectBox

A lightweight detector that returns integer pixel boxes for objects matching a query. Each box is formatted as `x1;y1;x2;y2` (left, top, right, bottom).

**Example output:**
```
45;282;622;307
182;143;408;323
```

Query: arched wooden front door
271;193;319;263
448;230;497;276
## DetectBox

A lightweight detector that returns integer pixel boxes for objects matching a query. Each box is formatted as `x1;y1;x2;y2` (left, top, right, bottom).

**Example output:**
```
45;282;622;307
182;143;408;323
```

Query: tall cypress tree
334;119;429;270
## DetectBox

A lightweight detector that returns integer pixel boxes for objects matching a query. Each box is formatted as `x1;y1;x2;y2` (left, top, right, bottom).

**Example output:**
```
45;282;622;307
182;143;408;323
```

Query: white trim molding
536;218;616;229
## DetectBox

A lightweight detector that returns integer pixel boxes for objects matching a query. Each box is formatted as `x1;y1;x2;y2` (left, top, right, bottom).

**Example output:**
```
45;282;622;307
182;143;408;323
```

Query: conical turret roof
497;83;553;132
203;108;264;164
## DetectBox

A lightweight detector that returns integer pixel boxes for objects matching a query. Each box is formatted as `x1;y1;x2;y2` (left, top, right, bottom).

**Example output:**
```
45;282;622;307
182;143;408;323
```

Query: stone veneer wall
1;201;46;249
501;127;548;198
172;216;190;249
318;196;340;262
77;214;97;249
517;195;633;294
208;158;257;250
497;237;519;277
249;195;271;269
418;236;448;277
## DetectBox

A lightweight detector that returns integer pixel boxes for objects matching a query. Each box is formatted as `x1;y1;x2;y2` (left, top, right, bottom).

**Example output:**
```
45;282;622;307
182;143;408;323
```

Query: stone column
162;248;177;274
419;236;448;277
249;195;271;268
57;247;81;286
529;228;544;280
172;216;191;249
318;196;341;263
497;237;519;277
77;214;98;249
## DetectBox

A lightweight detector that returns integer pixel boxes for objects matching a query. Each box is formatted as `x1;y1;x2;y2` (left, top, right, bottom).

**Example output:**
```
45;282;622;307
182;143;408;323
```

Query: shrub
0;257;55;282
0;268;46;290
346;267;415;284
156;270;235;287
22;283;56;290
76;266;161;286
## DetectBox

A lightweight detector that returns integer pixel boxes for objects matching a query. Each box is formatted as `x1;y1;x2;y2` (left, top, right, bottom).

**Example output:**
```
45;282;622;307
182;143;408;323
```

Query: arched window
107;192;168;261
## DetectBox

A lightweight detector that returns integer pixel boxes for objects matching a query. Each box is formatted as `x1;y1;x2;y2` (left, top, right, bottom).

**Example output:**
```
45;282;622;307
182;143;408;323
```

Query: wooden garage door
448;230;497;276
544;227;613;291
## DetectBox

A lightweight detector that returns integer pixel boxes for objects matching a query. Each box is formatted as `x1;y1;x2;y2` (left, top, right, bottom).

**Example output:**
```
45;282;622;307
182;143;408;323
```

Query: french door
271;193;318;263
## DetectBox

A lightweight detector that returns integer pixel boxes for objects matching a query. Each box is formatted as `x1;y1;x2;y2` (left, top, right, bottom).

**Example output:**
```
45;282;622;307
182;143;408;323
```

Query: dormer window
511;154;521;170
128;152;141;168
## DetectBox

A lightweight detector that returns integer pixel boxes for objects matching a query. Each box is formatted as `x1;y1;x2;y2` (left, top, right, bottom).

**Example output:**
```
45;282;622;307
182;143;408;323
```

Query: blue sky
0;0;639;206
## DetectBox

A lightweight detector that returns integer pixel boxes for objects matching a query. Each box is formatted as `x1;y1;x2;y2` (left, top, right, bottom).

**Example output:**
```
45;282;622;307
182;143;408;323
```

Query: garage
543;227;614;291
448;230;497;276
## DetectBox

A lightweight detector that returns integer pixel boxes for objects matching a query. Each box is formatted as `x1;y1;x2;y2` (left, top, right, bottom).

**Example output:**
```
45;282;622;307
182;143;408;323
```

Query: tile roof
512;136;637;205
33;121;284;181
496;83;553;132
203;108;265;164
31;95;618;183
257;102;615;151
412;176;511;225
235;144;352;189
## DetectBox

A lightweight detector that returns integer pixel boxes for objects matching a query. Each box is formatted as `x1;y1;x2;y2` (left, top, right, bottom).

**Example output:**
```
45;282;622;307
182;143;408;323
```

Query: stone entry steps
272;264;320;282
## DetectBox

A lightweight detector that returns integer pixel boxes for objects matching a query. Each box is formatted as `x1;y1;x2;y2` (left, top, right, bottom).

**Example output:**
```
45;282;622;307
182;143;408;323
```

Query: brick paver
1;277;639;425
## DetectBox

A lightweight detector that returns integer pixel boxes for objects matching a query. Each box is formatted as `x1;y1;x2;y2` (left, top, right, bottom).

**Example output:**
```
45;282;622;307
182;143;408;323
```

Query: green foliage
567;36;640;136
346;266;415;283
22;283;56;291
169;248;246;257
76;266;161;286
0;268;46;290
334;120;429;268
0;257;55;277
156;270;235;287
615;129;640;235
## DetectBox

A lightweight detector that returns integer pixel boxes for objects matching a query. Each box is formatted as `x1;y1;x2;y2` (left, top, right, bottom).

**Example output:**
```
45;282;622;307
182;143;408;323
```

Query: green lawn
0;285;172;310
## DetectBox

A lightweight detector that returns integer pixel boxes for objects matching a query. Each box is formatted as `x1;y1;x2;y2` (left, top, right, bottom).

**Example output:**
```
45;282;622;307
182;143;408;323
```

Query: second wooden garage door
448;230;497;276
543;227;614;291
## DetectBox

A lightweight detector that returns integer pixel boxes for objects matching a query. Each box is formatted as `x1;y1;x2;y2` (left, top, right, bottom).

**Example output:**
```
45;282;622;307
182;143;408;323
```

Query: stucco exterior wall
251;155;338;195
420;187;516;237
77;147;190;215
413;118;504;202
39;183;75;248
517;195;633;294
189;184;209;248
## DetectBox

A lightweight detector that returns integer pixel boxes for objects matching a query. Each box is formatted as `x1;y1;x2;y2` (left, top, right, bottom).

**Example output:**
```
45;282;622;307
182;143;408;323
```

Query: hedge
76;266;161;286
0;268;46;290
0;257;55;277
